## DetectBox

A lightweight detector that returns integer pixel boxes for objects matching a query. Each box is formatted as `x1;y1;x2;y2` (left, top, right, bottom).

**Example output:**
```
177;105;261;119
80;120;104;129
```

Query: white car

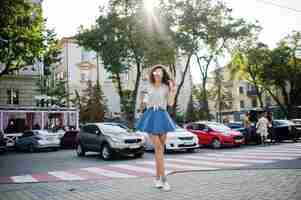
15;130;60;152
138;127;199;152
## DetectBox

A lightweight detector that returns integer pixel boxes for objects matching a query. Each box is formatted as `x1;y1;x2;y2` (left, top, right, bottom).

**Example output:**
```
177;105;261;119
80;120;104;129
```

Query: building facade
207;67;280;121
59;38;193;119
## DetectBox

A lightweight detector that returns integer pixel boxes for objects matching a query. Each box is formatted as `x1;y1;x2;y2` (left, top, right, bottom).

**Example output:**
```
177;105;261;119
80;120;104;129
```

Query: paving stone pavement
0;169;300;200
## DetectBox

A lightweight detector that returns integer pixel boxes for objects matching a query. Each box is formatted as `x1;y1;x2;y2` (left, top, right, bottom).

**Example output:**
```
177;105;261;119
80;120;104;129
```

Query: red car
60;130;79;149
184;121;244;149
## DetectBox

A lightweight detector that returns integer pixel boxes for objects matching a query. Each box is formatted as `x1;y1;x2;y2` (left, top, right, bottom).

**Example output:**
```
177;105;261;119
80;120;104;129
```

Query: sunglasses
152;71;163;76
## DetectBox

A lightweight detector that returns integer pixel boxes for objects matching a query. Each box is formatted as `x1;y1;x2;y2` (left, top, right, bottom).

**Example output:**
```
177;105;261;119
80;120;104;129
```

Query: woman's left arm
167;80;176;106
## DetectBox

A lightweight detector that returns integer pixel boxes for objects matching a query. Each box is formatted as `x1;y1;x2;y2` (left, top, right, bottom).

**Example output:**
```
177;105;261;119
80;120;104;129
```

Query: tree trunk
255;86;264;108
172;53;192;118
129;61;142;128
202;79;209;119
265;86;288;118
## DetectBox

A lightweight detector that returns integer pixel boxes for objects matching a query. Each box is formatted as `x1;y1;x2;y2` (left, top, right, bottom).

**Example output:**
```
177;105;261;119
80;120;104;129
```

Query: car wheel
101;143;113;160
134;152;144;158
211;138;221;149
76;143;85;157
28;144;35;153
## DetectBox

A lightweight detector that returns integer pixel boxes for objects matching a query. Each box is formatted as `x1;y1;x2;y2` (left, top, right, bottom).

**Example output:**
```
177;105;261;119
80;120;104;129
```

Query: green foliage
261;31;301;118
80;81;107;123
164;0;259;119
36;29;65;106
0;0;45;76
77;0;177;125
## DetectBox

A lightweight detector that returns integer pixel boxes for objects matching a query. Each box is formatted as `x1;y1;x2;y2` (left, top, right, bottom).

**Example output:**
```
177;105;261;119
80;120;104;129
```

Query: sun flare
143;0;156;13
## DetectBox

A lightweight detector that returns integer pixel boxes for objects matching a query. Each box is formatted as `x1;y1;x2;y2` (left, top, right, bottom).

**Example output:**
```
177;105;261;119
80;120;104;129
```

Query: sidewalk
0;169;300;200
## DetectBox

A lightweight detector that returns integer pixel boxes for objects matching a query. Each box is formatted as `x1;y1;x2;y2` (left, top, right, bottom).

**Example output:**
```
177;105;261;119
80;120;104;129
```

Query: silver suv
76;122;145;160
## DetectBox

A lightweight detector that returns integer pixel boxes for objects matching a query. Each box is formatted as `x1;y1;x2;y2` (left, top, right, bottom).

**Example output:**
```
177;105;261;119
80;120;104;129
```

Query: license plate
47;137;54;141
184;142;193;145
129;145;140;149
235;139;242;143
7;142;14;147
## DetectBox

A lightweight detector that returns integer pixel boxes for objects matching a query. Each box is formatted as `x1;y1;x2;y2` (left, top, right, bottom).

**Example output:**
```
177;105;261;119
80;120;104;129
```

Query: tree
164;0;258;119
0;0;45;77
77;0;176;126
229;41;270;108
209;66;232;122
261;31;301;118
36;29;66;106
80;81;107;123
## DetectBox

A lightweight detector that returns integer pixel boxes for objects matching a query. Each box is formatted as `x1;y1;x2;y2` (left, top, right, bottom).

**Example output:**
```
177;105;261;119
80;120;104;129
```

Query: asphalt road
0;142;300;179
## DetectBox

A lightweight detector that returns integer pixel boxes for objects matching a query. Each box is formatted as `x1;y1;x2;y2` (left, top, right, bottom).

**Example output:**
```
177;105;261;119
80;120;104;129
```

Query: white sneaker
154;178;164;188
162;181;171;191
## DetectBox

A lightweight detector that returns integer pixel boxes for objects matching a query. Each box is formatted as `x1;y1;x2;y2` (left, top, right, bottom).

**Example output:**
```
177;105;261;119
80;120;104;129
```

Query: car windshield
102;124;128;134
274;120;293;126
208;124;231;135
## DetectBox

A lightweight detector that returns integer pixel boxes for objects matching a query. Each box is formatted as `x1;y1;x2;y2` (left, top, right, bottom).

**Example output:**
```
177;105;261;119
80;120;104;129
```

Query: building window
80;73;86;81
124;72;129;81
240;100;245;109
252;99;257;107
228;101;233;109
266;97;272;106
7;89;19;105
239;86;244;94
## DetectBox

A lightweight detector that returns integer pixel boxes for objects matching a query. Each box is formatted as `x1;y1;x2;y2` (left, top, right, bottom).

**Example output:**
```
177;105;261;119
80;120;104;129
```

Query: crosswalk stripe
10;175;38;183
107;164;155;175
242;150;301;155
140;160;218;170
205;153;296;160
222;151;301;157
183;155;273;164
82;167;137;178
48;171;85;181
165;158;248;168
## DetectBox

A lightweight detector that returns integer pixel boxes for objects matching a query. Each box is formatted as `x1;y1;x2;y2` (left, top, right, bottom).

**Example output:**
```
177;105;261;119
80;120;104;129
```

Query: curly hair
149;64;171;87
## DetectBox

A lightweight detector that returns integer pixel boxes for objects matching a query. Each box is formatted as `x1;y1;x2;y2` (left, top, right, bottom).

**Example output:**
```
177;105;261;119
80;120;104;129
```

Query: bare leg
149;134;165;178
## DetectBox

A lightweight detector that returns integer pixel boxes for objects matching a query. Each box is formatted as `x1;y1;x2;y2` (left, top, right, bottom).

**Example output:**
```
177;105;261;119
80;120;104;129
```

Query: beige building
207;67;278;121
58;37;193;118
0;63;42;107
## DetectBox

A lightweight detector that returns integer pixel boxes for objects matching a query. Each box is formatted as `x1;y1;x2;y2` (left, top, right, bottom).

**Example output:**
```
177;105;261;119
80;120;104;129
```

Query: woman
136;64;177;191
256;111;269;145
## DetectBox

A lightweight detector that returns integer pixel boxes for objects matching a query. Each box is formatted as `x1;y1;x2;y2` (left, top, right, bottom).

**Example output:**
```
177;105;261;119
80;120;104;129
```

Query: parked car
60;130;79;149
184;121;244;149
291;119;301;136
76;123;145;160
270;120;300;142
226;122;261;145
15;130;60;152
0;131;7;153
138;126;199;152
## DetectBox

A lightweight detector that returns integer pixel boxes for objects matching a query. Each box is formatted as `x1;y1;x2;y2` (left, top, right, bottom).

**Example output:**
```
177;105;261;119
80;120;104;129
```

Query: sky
42;0;301;83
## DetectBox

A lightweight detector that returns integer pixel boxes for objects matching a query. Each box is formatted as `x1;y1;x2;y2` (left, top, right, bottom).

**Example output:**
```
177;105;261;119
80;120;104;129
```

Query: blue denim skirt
135;108;176;134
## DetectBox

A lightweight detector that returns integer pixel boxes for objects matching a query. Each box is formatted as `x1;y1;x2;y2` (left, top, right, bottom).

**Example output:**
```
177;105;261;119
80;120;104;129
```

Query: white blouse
142;83;169;109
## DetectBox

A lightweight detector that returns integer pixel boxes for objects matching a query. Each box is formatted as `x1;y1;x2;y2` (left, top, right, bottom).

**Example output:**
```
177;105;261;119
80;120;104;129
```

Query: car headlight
109;136;123;144
140;137;146;144
167;135;177;140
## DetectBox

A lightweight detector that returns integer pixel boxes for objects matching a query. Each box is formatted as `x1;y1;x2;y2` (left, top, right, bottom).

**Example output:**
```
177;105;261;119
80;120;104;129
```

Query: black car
0;131;7;153
226;122;261;145
270;120;300;142
76;123;145;160
291;119;301;136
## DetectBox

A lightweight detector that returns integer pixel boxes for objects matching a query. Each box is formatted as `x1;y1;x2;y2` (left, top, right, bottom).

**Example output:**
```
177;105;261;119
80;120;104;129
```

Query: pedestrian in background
136;64;177;191
256;111;269;145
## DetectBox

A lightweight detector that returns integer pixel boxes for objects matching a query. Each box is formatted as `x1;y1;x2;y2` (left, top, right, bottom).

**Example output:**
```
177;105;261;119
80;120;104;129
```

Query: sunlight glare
143;0;156;13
